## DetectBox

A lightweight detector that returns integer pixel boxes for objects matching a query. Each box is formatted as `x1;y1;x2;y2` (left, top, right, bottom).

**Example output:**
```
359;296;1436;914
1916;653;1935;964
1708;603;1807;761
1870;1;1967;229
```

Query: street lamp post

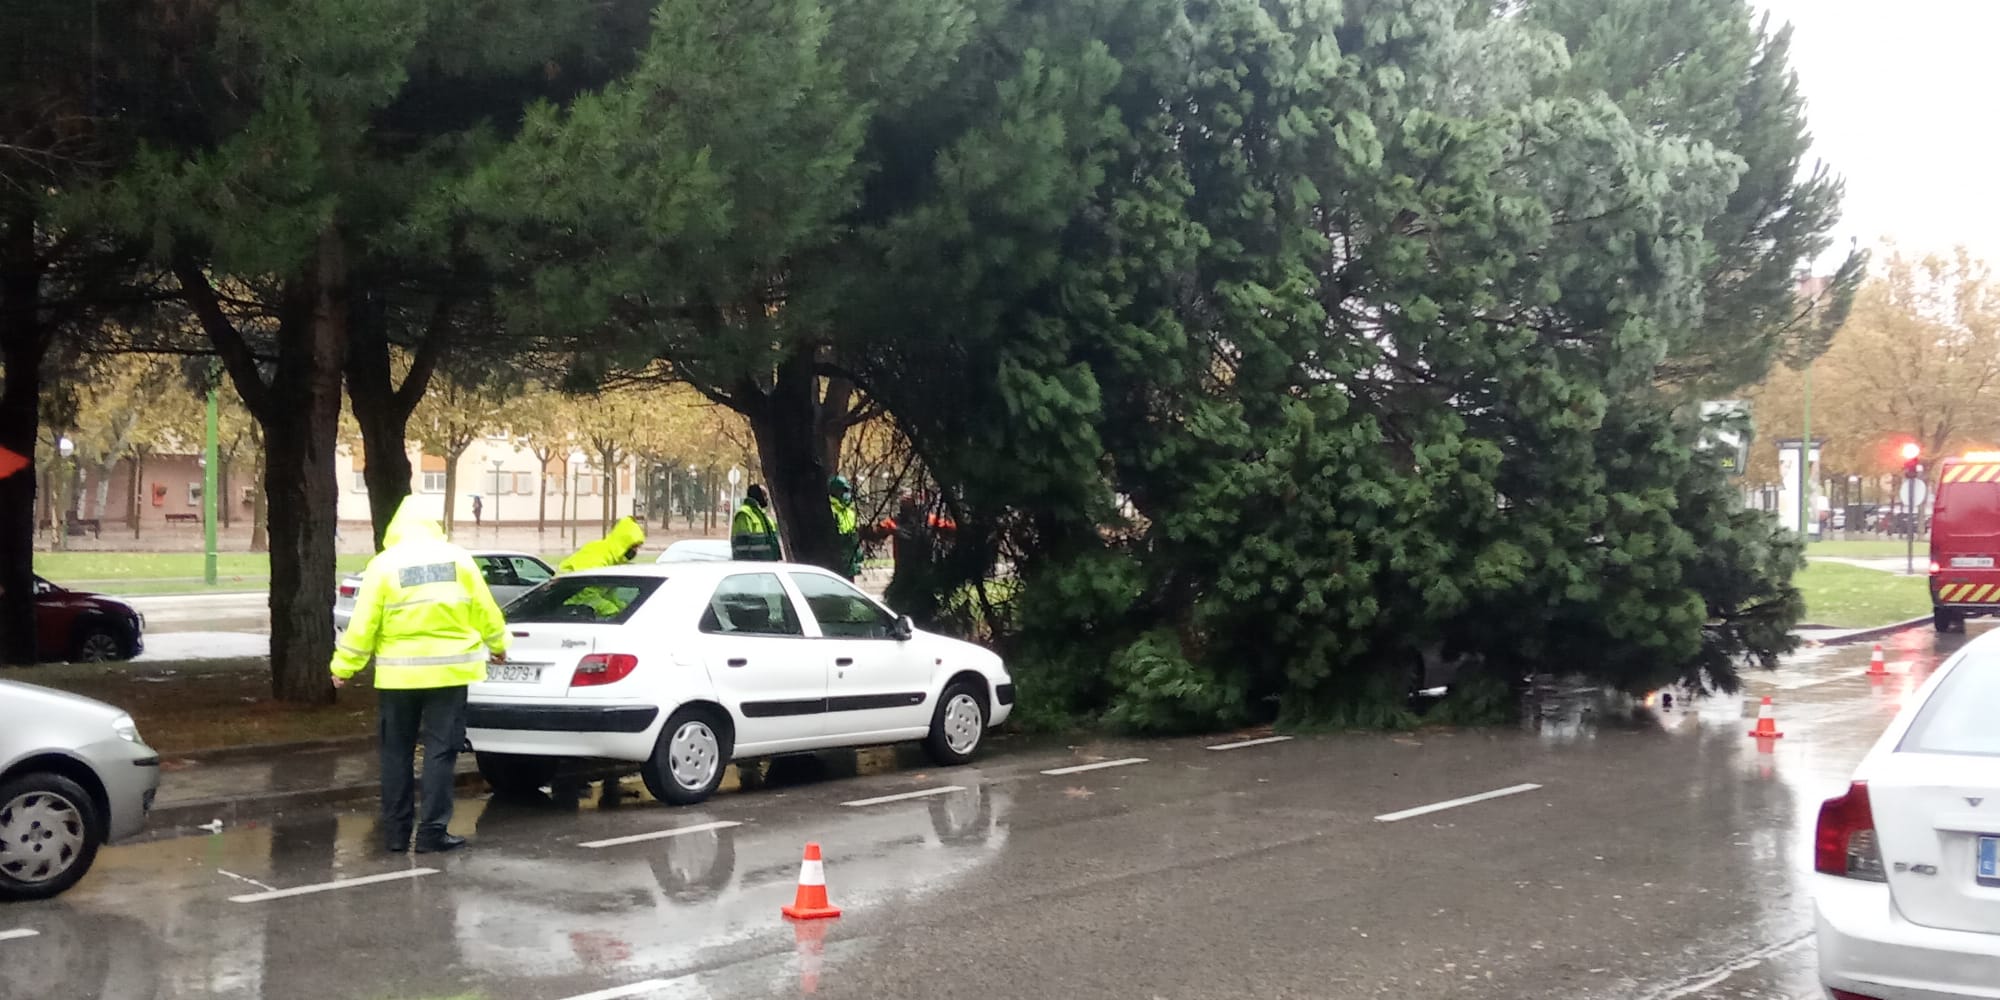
55;436;75;552
490;460;506;535
203;378;219;586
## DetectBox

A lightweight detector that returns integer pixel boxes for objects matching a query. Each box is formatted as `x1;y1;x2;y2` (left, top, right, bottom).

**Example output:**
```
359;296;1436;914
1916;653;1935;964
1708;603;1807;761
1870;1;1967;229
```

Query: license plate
1979;836;2000;886
1953;556;1995;569
487;663;542;684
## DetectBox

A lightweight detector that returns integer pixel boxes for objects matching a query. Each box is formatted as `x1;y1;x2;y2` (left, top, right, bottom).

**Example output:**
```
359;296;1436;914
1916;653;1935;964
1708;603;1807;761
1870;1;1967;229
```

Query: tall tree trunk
345;294;443;551
260;234;347;704
218;457;231;529
91;461;113;522
747;351;840;571
442;447;464;539
0;209;45;664
535;453;550;534
250;458;269;552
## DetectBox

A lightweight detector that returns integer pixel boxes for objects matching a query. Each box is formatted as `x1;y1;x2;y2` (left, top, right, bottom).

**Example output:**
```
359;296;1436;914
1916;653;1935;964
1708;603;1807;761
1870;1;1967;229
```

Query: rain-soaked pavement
2;622;1983;1000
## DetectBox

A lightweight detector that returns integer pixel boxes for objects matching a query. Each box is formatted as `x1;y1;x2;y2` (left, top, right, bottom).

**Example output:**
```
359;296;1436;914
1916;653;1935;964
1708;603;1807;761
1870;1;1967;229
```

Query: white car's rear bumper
466;700;663;762
1815;874;2000;999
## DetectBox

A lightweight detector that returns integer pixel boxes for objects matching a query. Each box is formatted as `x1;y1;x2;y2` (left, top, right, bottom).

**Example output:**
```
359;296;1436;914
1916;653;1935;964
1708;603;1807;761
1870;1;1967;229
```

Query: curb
142;766;488;840
168;735;374;765
1798;616;1932;648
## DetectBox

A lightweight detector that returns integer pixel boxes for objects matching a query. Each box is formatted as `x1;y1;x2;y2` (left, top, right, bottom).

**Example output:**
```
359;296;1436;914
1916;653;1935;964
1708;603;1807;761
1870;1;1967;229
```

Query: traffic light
1902;442;1923;480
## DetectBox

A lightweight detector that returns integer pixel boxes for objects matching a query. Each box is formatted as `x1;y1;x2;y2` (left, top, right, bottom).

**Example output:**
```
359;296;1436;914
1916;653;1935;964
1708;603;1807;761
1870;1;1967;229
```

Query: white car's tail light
570;654;638;688
338;582;357;599
1816;781;1886;881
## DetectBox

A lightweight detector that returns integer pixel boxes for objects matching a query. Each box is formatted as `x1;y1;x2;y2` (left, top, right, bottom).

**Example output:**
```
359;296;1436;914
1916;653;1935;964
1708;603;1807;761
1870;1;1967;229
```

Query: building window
187;483;203;507
513;472;534;494
421;471;447;494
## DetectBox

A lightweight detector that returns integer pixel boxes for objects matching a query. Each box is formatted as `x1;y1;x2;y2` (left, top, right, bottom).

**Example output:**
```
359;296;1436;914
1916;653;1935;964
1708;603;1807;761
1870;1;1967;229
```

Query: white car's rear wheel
642;708;731;806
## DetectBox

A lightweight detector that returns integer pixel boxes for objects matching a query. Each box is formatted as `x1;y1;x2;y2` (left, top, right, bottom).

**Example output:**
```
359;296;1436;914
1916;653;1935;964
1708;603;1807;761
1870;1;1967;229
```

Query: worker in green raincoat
731;484;782;561
829;475;862;580
558;516;647;617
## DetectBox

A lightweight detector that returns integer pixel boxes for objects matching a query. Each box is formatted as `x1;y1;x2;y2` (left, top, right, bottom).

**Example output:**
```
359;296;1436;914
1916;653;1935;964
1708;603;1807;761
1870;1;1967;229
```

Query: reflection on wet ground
3;625;1978;1000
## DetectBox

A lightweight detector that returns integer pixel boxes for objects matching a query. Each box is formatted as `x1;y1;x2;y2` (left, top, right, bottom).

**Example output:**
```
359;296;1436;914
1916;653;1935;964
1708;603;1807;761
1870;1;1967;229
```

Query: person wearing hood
331;498;509;854
828;475;862;580
731;484;781;561
560;516;648;573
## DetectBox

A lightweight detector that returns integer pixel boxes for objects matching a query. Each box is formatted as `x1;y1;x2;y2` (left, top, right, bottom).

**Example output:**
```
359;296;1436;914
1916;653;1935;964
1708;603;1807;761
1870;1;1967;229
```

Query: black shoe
383;839;409;853
414;834;467;854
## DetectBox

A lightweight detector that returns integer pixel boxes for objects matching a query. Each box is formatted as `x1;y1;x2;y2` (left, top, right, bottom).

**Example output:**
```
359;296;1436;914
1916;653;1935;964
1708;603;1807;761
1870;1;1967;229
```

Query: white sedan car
335;550;555;630
1813;630;2000;999
465;562;1015;804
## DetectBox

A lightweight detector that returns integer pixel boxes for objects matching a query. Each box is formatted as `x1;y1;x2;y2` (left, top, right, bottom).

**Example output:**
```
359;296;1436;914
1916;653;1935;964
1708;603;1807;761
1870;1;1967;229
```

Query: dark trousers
378;685;468;844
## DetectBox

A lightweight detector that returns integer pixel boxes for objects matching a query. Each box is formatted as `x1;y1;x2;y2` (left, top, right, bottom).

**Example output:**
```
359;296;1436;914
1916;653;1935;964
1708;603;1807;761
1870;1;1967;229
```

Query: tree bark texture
0;209;45;664
746;350;840;573
345;294;443;551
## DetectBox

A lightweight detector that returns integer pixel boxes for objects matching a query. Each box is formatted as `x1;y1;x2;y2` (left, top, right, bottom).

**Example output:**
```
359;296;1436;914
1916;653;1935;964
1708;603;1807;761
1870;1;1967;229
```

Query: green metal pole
1799;366;1812;543
203;378;219;586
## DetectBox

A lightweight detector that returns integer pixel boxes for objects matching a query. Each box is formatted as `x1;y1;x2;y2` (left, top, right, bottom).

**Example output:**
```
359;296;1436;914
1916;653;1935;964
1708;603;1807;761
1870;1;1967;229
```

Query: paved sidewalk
1808;554;1927;576
148;742;482;836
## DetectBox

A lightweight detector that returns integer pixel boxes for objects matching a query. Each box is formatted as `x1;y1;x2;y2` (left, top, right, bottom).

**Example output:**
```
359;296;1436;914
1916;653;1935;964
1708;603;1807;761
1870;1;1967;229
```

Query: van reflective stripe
375;653;486;667
1976;584;1998;603
1944;463;2000;484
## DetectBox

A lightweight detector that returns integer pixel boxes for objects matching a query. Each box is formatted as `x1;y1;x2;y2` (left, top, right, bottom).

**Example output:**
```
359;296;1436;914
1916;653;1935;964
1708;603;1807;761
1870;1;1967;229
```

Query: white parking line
1041;757;1148;776
556;981;676;1000
0;929;39;943
228;867;438;903
1206;735;1294;751
842;785;967;808
579;820;742;849
1374;783;1543;823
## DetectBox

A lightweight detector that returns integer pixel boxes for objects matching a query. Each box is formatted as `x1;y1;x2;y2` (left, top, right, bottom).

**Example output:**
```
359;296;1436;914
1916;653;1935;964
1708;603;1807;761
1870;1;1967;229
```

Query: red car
22;576;146;662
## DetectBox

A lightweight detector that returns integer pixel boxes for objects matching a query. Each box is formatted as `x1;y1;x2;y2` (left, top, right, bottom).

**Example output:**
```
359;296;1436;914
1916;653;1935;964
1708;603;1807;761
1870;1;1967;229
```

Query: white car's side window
792;573;896;640
701;573;804;637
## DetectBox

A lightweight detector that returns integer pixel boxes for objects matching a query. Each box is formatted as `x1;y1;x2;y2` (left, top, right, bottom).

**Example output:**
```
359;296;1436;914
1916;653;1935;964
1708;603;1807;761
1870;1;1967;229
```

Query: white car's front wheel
924;681;988;766
642;708;731;806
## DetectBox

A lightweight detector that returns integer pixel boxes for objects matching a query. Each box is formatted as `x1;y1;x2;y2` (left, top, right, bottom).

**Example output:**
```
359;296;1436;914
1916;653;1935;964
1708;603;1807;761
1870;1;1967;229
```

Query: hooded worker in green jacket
731;484;781;561
332;498;509;854
561;516;647;572
829;475;862;579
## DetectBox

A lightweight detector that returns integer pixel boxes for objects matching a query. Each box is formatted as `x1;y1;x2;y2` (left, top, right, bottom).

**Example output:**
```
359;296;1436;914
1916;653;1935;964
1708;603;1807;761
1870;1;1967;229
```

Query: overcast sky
1752;0;2000;270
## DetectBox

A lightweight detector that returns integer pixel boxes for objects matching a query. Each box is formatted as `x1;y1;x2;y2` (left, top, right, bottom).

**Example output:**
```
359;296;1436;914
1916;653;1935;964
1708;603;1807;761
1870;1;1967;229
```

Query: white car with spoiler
465;562;1015;805
1813;628;2000;999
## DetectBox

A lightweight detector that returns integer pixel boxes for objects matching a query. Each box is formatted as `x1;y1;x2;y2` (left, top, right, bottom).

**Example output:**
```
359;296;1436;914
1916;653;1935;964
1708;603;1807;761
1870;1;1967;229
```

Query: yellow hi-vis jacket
331;500;509;689
560;516;647;573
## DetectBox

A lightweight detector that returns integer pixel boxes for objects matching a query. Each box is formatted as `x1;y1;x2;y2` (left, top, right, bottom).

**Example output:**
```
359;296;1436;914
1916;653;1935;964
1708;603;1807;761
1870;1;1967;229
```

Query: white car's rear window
1900;652;2000;756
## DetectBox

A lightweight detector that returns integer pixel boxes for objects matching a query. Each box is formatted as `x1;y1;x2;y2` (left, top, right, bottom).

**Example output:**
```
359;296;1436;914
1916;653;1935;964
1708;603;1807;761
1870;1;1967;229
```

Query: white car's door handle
835;657;854;667
727;657;748;668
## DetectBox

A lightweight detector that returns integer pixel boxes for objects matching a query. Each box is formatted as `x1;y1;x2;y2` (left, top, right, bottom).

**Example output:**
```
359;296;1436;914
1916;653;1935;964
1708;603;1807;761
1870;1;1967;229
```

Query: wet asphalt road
2;623;1983;1000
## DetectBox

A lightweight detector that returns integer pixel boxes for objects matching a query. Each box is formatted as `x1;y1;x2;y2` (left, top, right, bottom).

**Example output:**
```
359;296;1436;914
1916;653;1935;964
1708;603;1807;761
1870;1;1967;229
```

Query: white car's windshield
1900;653;2000;756
506;576;662;625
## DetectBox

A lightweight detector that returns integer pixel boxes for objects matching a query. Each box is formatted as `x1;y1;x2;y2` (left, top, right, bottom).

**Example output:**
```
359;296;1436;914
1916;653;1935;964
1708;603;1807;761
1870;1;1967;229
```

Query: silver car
335;550;557;630
0;680;160;901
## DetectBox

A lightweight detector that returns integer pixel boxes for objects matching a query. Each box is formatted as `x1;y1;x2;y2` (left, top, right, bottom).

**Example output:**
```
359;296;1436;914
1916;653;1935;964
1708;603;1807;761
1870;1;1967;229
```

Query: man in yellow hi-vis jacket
332;499;509;854
560;516;647;573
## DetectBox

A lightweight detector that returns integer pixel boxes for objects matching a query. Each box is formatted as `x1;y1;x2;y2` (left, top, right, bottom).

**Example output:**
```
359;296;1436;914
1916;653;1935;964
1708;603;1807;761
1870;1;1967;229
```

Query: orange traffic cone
1868;644;1888;677
793;917;830;994
782;842;843;920
1747;696;1784;739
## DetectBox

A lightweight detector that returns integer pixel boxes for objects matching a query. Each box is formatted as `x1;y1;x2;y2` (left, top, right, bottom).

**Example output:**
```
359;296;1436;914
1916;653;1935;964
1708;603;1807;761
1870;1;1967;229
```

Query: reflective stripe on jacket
331;500;509;689
731;502;781;561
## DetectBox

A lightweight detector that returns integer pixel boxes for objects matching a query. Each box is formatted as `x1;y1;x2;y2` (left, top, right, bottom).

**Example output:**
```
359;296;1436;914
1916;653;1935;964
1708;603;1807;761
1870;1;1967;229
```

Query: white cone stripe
798;859;826;886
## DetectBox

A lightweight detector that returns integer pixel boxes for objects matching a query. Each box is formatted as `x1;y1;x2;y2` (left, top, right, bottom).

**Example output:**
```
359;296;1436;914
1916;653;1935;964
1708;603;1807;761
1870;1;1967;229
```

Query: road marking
1041;757;1148;776
579;820;742;849
0;929;39;943
228;867;437;903
1374;783;1543;823
1207;735;1294;751
842;785;967;808
217;869;275;892
555;982;676;1000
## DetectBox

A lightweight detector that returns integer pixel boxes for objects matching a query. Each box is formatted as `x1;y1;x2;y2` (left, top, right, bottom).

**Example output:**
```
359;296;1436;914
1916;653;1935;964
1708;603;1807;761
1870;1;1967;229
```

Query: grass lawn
4;658;373;755
35;552;375;593
1795;560;1934;629
1807;539;1929;559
